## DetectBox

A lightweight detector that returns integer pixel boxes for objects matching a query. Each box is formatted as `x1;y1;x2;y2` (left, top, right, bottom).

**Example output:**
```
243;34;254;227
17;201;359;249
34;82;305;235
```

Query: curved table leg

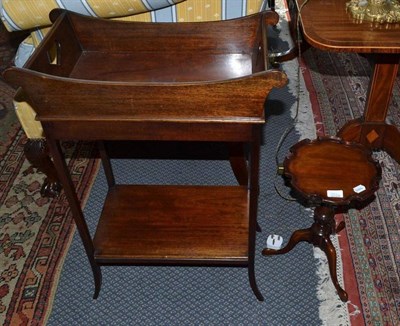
262;227;313;256
262;205;348;301
248;262;264;301
248;132;264;301
46;137;102;298
320;236;348;302
382;125;400;163
338;54;400;165
336;221;345;233
339;120;400;164
312;206;348;301
92;265;103;299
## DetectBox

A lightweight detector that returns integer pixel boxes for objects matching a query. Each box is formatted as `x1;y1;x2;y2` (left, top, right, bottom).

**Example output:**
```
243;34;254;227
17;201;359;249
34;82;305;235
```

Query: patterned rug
0;44;100;325
302;48;400;325
2;15;399;325
0;13;345;325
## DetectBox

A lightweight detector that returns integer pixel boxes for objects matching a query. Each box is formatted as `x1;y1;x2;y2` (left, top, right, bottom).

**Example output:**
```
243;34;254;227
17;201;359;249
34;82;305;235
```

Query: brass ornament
346;0;400;23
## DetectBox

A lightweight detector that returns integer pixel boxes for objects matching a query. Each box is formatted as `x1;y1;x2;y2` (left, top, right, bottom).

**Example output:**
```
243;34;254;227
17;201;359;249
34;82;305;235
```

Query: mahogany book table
4;9;287;300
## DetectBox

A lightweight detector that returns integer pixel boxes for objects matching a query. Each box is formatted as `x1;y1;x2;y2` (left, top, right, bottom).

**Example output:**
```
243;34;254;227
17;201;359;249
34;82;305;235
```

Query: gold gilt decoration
346;0;400;23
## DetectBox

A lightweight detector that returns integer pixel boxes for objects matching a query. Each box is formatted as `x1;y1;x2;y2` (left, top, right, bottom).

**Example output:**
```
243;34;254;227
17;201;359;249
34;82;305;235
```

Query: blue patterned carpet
46;82;323;325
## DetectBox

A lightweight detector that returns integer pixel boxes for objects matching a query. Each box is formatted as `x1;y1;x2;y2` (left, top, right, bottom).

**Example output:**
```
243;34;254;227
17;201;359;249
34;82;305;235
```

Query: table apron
42;120;261;142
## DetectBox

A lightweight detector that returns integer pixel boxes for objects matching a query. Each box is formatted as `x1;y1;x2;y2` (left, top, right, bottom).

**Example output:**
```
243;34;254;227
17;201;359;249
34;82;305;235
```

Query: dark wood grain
284;137;381;206
293;0;400;164
4;68;286;124
3;9;286;301
298;0;400;53
264;137;381;302
94;185;249;264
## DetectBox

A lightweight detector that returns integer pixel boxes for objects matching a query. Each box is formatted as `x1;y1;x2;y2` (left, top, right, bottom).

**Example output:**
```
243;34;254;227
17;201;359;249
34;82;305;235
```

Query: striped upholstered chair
1;0;272;196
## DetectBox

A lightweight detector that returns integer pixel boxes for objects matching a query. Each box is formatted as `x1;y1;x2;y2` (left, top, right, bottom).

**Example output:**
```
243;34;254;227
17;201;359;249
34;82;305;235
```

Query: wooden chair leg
24;139;61;197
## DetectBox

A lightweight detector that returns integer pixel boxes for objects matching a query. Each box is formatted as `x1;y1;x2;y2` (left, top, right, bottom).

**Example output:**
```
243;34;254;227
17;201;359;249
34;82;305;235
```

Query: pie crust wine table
4;9;287;301
262;137;381;302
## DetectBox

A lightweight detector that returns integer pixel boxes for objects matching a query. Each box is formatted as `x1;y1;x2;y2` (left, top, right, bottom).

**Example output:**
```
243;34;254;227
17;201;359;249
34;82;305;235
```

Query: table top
4;9;287;129
284;137;381;205
297;0;400;53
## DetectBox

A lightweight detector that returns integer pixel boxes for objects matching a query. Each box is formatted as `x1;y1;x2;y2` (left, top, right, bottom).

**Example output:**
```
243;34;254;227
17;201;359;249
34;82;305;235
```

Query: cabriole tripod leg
262;227;313;256
320;236;348;302
262;205;348;301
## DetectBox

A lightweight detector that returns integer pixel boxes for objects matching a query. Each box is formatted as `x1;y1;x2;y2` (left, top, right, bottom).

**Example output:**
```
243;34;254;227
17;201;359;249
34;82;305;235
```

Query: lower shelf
93;184;250;265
